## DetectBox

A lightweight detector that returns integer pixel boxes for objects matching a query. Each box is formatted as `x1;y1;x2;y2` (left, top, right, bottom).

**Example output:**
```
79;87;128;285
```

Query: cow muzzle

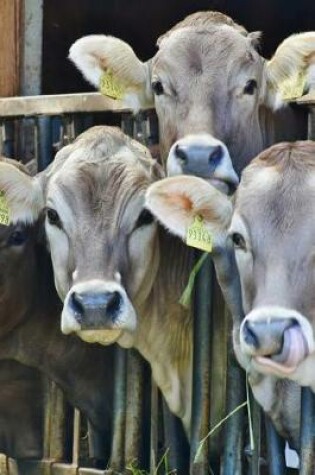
167;134;239;195
61;279;137;345
240;307;313;375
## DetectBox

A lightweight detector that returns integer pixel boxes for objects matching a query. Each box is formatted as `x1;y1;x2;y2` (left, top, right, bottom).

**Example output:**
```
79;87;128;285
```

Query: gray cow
0;126;237;435
69;11;315;178
145;141;315;449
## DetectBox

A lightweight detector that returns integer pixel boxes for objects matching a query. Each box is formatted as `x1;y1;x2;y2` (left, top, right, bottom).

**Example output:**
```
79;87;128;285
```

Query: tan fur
267;32;315;88
0;162;43;224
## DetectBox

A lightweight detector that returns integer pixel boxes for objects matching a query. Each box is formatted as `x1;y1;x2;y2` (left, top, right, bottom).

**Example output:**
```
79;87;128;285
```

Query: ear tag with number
186;215;212;252
100;70;125;100
0;191;10;226
279;69;306;101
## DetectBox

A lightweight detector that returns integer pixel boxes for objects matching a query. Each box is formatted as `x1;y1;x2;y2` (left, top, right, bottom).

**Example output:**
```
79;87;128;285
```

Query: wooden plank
0;93;140;117
0;0;21;97
295;91;315;106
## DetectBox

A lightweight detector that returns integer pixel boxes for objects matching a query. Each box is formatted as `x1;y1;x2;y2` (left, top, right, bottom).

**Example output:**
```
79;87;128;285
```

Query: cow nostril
174;144;188;164
209;145;223;166
70;292;85;323
106;291;122;318
243;320;260;349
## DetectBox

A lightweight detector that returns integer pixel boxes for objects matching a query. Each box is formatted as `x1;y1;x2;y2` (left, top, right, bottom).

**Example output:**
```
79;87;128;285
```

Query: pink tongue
283;326;306;367
255;326;307;374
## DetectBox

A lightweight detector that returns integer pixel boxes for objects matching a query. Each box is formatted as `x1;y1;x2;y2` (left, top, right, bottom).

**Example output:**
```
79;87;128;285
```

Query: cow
0;126;238;436
144;141;315;449
0;360;44;460
69;11;315;179
0;157;116;464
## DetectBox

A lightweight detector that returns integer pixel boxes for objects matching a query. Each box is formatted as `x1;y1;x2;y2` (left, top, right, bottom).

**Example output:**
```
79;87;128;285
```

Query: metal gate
0;91;314;475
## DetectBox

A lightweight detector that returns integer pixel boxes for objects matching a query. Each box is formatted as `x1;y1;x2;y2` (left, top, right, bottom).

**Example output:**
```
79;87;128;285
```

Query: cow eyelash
46;207;62;228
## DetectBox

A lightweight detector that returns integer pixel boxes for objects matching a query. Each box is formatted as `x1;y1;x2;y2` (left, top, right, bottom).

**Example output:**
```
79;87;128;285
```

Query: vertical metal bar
150;382;159;473
109;347;127;472
61;115;76;145
265;417;286;475
121;114;134;138
299;388;315;475
222;349;245;475
72;409;81;467
190;254;213;474
124;350;145;470
37;116;53;171
0;121;6;155
247;395;261;475
163;400;190;473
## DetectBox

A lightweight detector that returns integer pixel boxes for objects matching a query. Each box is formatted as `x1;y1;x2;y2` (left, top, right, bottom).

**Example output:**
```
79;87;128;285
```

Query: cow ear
265;32;315;109
69;35;154;112
145;176;233;240
0;162;44;224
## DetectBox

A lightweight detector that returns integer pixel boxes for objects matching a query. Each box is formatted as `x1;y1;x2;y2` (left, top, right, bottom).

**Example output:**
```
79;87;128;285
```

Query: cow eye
243;79;257;95
231;232;246;250
7;227;28;246
152;80;164;95
46;208;61;227
135;209;154;228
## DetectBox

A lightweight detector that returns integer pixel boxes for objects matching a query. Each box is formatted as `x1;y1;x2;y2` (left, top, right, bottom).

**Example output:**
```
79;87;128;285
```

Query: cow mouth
206;177;237;196
254;325;309;375
78;328;123;345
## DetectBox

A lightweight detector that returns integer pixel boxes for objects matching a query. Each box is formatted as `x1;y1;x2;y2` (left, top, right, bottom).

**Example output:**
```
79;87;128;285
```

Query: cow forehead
153;25;262;79
235;164;315;241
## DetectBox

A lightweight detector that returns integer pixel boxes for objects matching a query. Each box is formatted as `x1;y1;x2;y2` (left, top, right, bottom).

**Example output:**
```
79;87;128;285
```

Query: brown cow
69;11;315;178
144;142;315;449
0;158;115;463
0;126;235;435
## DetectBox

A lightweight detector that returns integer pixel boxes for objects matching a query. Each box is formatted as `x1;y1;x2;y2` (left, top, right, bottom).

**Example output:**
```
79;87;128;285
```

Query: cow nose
242;317;298;355
69;290;122;327
174;143;223;173
167;134;239;194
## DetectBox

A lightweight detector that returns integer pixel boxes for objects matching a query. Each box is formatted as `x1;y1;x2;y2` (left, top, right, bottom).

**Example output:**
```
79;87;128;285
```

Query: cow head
230;141;315;391
0;158;42;338
0;127;164;346
69;11;315;177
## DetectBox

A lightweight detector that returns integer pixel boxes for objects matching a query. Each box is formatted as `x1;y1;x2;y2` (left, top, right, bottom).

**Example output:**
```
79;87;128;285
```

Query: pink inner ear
166;193;193;211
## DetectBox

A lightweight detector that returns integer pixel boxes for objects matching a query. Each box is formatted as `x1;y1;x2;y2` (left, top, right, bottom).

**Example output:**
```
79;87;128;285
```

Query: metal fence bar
190;254;214;474
265;417;286;475
109;347;127;472
150;382;159;473
299;388;315;475
222;352;245;475
124;350;146;470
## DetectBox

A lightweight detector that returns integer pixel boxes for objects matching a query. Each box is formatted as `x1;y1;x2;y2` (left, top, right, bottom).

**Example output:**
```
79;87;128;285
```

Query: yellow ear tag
99;70;125;100
0;191;10;226
279;69;306;101
186;215;212;252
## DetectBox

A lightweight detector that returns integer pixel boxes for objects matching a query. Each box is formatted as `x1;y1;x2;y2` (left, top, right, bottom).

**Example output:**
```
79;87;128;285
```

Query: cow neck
133;226;194;427
0;245;113;430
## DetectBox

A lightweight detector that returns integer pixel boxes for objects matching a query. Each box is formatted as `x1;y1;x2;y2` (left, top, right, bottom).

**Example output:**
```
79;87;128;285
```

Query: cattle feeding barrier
0;91;314;475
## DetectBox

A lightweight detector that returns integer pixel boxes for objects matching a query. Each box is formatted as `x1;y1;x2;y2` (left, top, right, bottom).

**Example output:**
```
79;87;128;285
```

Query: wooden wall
0;0;21;96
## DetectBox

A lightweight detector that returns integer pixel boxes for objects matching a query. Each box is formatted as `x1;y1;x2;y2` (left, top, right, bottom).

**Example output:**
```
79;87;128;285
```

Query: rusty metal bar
109;347;127;472
150;382;159;473
124;350;145;470
299;388;315;475
190;254;213;474
265;417;286;475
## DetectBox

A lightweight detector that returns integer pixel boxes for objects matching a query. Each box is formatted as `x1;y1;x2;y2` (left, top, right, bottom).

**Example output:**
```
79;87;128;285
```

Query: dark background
42;0;315;94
